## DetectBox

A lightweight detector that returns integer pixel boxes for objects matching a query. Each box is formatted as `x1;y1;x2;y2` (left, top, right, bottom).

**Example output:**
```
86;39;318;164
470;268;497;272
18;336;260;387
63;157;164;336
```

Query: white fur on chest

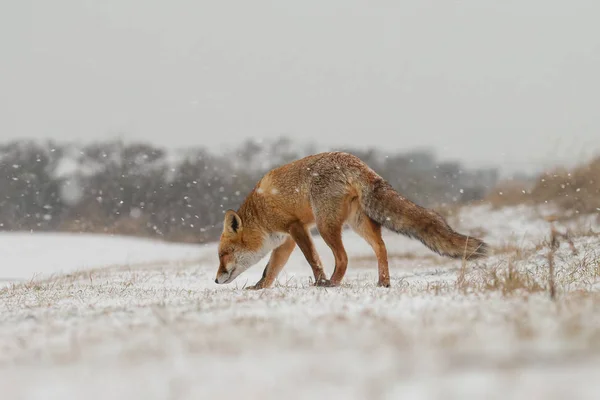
261;232;289;252
238;232;289;268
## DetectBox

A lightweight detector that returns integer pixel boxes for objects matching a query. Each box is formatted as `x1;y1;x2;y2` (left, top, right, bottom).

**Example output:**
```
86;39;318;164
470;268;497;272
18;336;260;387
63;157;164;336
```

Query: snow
0;232;209;283
1;205;600;399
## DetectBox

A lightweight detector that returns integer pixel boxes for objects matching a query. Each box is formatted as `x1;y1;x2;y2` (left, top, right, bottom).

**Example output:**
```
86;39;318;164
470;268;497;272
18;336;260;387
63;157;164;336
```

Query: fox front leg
245;237;296;290
245;267;268;290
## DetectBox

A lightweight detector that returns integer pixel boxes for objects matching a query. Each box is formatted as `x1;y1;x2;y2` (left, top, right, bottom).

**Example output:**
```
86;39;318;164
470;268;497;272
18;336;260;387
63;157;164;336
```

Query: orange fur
215;152;488;288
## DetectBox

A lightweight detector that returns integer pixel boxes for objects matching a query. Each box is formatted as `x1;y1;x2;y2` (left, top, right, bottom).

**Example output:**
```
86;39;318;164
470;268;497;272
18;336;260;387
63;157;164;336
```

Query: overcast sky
1;1;599;174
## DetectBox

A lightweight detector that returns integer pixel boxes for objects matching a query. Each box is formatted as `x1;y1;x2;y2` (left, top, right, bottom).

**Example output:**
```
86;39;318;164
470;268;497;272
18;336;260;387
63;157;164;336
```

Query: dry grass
485;156;600;217
484;179;533;209
531;157;600;215
481;261;545;296
451;217;599;300
455;246;543;296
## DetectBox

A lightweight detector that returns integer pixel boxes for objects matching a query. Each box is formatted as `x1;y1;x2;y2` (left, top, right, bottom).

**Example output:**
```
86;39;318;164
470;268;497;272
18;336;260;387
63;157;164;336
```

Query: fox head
214;210;267;285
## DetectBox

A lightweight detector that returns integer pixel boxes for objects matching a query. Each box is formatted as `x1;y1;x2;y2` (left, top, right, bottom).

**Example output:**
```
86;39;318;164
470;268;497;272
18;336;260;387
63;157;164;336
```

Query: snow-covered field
1;205;600;400
0;232;209;283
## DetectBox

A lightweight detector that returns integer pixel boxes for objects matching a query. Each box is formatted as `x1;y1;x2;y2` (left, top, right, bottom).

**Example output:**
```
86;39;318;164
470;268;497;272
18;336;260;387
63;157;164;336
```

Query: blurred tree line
0;138;498;243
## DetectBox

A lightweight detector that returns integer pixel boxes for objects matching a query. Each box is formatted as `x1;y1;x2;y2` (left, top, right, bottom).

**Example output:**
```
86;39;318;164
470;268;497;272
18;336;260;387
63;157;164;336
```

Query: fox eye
219;250;231;258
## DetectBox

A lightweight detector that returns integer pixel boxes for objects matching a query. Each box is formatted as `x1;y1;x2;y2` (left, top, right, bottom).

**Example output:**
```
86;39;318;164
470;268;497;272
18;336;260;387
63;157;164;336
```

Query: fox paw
377;280;391;288
314;278;336;287
245;283;264;290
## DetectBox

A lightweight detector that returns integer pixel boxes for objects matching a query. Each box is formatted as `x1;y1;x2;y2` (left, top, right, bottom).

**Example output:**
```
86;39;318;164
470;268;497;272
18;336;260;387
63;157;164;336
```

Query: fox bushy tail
361;177;488;260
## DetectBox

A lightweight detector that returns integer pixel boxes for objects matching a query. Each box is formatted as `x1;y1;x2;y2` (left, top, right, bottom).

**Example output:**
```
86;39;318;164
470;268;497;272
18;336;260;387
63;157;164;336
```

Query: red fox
215;152;487;289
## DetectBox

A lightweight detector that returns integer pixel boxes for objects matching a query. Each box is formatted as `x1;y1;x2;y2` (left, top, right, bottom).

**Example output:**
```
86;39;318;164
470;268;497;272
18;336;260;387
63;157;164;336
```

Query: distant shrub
486;156;600;217
484;179;533;209
530;157;600;215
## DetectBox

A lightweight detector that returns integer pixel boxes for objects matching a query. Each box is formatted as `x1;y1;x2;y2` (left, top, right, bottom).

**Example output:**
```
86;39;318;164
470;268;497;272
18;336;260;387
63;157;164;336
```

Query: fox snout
215;270;231;284
215;263;230;284
216;259;240;284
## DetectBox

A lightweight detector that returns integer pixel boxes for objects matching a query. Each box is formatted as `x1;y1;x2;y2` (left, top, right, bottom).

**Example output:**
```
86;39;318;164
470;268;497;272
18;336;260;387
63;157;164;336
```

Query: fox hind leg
349;208;391;288
317;222;348;286
313;196;352;286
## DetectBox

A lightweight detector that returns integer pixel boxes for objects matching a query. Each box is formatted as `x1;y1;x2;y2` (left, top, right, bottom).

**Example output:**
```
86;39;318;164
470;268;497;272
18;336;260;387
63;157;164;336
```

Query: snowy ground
0;232;208;283
1;205;600;400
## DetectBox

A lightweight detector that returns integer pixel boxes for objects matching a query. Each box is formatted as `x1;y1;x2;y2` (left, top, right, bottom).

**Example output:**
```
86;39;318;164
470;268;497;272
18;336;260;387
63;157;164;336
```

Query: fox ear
223;210;242;235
